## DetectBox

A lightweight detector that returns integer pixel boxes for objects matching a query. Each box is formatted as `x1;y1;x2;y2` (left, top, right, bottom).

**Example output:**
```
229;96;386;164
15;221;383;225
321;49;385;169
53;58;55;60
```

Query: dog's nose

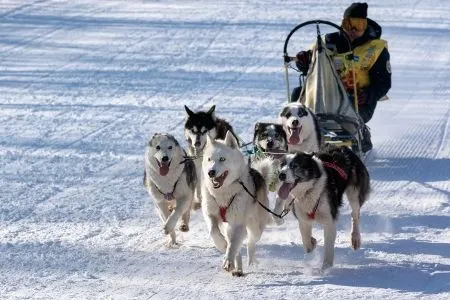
208;169;216;178
292;119;299;127
162;156;169;162
278;172;286;181
195;141;201;147
267;140;274;148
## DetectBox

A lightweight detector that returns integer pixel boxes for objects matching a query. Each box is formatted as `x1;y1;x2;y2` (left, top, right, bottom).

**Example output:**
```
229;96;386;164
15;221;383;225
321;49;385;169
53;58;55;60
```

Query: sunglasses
342;18;367;32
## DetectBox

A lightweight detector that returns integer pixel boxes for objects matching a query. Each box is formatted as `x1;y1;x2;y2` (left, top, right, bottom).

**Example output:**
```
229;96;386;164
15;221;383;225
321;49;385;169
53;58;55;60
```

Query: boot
361;125;372;153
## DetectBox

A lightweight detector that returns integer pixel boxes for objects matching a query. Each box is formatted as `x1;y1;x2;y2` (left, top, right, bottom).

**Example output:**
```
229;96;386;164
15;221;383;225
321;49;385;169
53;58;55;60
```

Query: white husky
144;133;197;245
201;132;271;276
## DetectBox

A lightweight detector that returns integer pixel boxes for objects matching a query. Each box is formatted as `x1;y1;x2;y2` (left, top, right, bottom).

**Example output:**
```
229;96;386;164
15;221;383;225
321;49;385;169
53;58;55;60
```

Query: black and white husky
184;105;239;208
278;102;322;153
144;133;197;245
277;145;370;269
202;131;271;276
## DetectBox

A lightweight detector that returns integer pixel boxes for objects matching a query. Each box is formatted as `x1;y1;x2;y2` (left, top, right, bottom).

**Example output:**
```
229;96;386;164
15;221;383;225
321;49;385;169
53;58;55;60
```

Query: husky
252;122;288;160
278;102;322;153
252;122;289;225
201;131;271;276
184;105;239;208
144;133;197;245
276;145;370;269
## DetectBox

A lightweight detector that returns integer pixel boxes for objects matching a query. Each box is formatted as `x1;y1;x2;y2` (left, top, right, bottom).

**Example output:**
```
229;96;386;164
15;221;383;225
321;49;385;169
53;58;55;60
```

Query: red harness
219;207;228;222
218;194;237;223
321;161;348;181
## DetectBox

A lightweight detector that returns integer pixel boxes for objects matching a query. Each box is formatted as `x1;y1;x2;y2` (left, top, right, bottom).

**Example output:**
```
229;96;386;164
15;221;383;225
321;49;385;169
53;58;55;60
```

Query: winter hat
343;2;368;19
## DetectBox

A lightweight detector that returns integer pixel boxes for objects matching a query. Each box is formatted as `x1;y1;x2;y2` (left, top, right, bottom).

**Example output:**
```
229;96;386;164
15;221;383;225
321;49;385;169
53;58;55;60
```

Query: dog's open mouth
277;182;296;199
288;125;302;145
212;170;228;189
156;159;171;176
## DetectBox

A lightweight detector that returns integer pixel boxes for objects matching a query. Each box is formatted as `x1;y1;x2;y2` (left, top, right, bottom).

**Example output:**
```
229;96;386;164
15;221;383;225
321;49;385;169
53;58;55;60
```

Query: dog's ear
304;151;315;158
279;106;290;118
167;134;179;147
253;122;261;143
184;105;194;118
148;133;160;147
224;130;239;149
206;134;215;146
207;105;216;121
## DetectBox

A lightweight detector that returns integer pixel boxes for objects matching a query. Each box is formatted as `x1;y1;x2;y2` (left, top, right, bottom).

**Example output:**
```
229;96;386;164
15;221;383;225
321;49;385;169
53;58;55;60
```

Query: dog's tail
250;157;279;190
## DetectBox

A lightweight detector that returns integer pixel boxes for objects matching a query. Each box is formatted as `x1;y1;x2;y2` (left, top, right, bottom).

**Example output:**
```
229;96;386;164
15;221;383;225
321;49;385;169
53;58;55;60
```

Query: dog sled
283;20;366;157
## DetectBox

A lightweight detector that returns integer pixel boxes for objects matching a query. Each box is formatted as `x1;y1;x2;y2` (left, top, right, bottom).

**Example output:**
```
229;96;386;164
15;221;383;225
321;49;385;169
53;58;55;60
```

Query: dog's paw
165;238;179;248
222;259;234;272
191;201;201;210
179;224;189;232
321;261;333;271
232;270;244;277
351;232;361;250
247;257;259;267
304;237;317;253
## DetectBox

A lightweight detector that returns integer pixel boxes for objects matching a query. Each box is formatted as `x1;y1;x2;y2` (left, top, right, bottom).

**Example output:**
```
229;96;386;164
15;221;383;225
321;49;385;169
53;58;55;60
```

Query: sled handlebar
284;55;297;63
283;19;352;56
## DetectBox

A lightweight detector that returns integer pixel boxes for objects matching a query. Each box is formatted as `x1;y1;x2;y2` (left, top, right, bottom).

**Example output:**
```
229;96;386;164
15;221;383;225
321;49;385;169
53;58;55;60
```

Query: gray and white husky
276;145;370;269
252;122;288;159
252;122;289;225
144;133;197;245
278;102;322;153
184;105;238;208
201;131;271;276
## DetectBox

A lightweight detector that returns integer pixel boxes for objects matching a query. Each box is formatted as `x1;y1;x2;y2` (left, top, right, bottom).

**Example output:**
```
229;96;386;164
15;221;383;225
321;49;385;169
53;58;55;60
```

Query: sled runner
283;20;366;157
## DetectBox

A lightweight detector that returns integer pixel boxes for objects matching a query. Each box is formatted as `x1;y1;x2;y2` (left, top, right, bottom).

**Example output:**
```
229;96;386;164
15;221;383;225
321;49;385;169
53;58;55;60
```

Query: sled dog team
144;103;371;276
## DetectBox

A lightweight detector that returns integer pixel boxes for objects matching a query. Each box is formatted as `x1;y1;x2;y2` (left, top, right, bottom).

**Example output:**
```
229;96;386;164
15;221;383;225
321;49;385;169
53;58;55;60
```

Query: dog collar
153;177;180;200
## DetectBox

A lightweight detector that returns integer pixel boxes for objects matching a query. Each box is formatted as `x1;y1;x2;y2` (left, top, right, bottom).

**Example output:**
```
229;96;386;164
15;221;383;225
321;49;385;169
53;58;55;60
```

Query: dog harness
219;194;237;222
153;178;180;201
307;160;348;220
321;161;348;180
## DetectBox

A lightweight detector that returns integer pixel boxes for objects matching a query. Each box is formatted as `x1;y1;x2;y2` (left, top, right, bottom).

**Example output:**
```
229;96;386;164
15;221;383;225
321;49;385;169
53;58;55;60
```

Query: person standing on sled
293;2;392;153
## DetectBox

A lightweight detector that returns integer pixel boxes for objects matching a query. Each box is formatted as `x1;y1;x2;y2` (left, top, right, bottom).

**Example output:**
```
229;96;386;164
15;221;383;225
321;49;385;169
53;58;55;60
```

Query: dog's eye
285;112;292;118
219;157;226;162
156;145;161;150
208;157;211;162
168;146;173;150
298;109;308;117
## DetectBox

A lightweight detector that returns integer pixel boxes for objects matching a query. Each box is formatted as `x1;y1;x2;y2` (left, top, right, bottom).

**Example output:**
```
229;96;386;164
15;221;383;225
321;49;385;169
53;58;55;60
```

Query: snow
0;0;449;299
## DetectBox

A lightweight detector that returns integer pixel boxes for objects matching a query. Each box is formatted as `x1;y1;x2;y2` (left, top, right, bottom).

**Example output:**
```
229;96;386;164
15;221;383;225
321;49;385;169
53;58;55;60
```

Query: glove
295;50;312;74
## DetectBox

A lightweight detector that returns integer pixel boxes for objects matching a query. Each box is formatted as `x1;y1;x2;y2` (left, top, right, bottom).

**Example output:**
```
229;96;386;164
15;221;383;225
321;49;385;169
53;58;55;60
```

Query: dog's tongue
288;128;300;145
278;182;294;199
159;163;170;176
